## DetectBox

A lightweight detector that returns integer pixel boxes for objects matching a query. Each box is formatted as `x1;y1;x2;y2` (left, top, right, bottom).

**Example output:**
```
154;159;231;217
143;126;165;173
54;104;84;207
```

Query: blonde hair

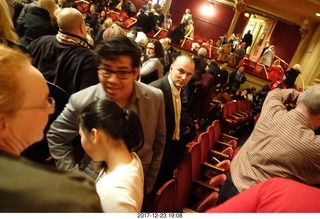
159;38;169;49
0;0;18;43
273;59;281;66
38;0;57;25
0;45;31;115
103;18;114;29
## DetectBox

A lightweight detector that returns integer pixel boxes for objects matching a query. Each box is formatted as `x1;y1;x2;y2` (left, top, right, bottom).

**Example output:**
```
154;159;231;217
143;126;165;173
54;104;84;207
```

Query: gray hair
198;47;207;56
299;84;320;114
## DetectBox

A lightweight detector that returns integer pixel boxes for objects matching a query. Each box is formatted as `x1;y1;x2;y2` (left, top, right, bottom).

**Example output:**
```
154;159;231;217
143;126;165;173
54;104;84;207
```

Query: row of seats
152;120;238;212
220;100;254;136
106;9;137;29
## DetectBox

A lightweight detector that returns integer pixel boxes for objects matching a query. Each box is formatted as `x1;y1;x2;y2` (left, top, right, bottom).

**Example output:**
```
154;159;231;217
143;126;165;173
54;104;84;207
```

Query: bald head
169;55;195;89
57;8;86;37
172;54;194;67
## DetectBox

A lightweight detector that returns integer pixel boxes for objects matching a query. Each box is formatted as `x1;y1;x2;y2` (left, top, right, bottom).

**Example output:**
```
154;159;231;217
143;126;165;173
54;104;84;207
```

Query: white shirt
96;152;144;212
168;75;181;140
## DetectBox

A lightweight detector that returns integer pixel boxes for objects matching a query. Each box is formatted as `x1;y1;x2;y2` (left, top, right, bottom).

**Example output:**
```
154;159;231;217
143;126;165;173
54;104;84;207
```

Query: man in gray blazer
47;36;166;196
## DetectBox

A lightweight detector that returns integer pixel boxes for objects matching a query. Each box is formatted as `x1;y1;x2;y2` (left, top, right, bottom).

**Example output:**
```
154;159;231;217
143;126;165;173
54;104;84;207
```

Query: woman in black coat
16;0;58;47
283;64;301;88
169;23;184;45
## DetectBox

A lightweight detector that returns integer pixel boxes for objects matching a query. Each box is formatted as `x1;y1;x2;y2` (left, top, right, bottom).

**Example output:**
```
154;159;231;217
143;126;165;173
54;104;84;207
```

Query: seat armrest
221;133;238;141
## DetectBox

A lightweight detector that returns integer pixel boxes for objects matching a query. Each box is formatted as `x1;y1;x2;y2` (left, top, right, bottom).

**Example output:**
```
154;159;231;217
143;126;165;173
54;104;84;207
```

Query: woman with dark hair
79;99;145;212
139;38;164;84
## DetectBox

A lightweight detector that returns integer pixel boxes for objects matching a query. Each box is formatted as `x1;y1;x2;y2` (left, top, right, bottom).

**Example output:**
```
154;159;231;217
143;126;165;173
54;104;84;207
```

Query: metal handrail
298;74;305;91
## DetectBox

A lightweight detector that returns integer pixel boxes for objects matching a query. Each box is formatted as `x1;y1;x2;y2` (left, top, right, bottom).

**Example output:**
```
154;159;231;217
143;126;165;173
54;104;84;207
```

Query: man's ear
0;114;9;138
133;67;140;80
170;64;173;71
80;23;87;36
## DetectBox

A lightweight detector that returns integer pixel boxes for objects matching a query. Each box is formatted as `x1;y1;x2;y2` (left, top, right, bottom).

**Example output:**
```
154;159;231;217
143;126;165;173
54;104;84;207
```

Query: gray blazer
47;82;166;187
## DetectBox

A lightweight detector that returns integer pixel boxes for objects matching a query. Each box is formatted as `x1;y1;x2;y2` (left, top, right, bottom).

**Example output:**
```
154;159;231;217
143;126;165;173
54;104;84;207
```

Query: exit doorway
243;14;277;62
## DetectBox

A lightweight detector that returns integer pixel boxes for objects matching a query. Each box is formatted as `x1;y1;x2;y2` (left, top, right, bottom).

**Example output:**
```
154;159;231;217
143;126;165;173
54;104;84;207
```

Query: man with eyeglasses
47;36;166;210
0;45;102;212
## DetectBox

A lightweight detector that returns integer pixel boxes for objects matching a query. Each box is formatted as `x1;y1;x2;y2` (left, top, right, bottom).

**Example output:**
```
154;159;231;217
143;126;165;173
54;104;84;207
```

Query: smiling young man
47;36;166;197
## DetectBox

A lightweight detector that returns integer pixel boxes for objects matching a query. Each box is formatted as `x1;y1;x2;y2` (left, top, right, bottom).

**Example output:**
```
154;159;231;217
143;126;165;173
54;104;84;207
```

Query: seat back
237;100;246;112
246;100;253;111
188;141;201;181
221;103;229;119
215;159;231;175
153;179;177;212
173;155;192;211
198;131;209;164
206;124;216;151
228;139;237;150
228;101;237;116
212;120;222;142
196;191;219;212
208;173;227;188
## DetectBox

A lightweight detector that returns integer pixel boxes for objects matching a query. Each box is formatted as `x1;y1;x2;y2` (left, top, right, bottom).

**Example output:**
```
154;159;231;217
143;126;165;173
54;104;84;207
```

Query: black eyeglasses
20;97;55;114
98;67;133;80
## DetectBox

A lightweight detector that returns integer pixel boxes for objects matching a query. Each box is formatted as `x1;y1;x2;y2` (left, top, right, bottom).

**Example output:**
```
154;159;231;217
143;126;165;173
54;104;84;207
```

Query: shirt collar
168;74;180;96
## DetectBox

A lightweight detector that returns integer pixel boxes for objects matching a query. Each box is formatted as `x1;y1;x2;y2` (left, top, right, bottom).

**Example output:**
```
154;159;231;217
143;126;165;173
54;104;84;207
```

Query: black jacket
150;75;195;146
283;68;300;88
28;35;99;95
16;7;58;47
228;70;247;89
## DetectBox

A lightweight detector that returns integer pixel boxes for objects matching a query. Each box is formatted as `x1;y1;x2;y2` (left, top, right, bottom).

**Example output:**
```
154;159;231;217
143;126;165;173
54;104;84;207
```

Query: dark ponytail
79;99;144;152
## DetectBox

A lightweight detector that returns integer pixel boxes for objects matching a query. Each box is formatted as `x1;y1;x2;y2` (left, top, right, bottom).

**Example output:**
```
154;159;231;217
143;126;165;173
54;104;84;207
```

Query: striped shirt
231;88;320;192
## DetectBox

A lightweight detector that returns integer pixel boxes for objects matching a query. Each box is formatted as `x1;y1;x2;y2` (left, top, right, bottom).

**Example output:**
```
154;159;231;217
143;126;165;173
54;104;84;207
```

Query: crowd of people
1;0;318;213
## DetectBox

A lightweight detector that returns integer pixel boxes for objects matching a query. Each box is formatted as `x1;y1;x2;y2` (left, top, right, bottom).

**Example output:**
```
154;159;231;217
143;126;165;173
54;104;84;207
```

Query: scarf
56;31;93;49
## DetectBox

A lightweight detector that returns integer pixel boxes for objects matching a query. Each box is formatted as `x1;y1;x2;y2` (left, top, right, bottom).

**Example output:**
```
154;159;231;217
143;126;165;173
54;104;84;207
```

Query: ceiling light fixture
201;1;215;16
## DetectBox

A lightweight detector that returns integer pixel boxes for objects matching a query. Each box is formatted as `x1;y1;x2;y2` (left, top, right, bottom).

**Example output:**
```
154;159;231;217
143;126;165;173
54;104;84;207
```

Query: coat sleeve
140;58;159;76
144;89;166;187
47;94;83;170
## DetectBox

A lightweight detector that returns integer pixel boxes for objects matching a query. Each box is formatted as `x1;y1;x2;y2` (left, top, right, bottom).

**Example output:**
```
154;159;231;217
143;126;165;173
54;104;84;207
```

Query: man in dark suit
228;65;247;90
241;30;253;51
150;55;195;194
213;62;229;90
